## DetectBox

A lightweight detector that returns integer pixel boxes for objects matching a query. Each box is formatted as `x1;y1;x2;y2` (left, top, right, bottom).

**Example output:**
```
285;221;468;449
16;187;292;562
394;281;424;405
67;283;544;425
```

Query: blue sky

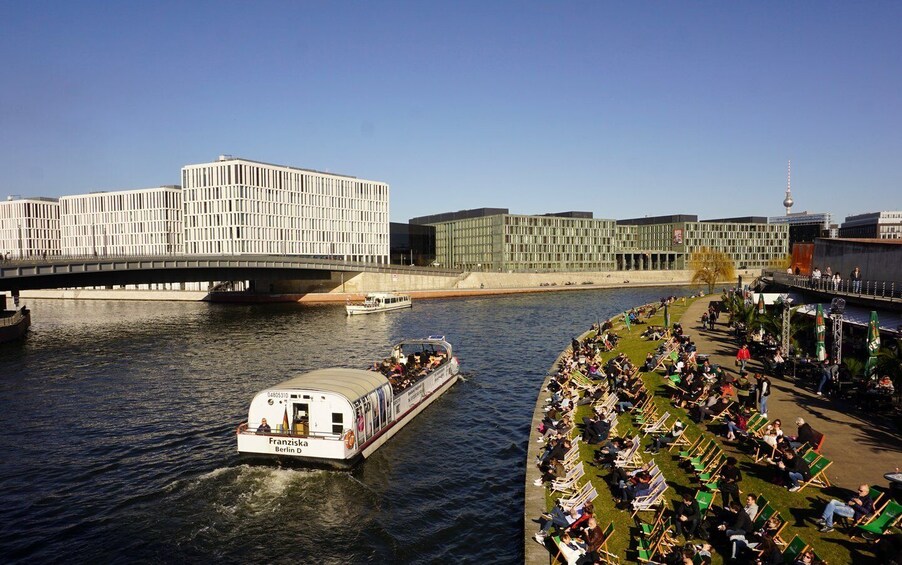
1;1;899;223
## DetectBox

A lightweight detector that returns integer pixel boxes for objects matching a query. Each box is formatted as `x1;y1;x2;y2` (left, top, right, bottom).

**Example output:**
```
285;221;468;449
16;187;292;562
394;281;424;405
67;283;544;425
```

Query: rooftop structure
410;208;509;225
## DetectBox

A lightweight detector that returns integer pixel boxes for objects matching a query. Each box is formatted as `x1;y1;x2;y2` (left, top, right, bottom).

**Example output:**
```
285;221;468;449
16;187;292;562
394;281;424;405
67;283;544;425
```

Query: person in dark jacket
817;484;876;532
719;501;753;538
779;449;811;492
674;492;701;538
719;457;743;509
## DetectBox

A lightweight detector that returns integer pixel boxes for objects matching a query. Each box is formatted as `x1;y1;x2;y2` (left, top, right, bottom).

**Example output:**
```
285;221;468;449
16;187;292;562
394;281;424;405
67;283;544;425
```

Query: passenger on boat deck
256;418;271;434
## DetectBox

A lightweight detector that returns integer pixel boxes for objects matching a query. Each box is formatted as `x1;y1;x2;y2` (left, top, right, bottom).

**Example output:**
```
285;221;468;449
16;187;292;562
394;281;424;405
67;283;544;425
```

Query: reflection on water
0;287;691;562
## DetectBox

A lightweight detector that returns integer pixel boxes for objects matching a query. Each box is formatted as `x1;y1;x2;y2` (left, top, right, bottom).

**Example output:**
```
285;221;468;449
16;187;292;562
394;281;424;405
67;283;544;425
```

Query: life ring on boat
344;429;356;450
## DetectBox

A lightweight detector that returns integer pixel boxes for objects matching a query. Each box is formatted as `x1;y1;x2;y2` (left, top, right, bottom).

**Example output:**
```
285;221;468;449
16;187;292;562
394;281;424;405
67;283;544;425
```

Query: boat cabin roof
268;368;389;400
366;292;408;299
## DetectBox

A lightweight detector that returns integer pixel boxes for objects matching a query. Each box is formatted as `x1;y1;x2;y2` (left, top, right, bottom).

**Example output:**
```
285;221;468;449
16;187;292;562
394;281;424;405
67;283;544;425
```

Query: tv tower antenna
783;160;794;215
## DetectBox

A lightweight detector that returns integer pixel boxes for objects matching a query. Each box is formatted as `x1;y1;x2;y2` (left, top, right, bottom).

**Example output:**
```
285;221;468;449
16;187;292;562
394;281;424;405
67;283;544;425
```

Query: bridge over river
0;254;461;292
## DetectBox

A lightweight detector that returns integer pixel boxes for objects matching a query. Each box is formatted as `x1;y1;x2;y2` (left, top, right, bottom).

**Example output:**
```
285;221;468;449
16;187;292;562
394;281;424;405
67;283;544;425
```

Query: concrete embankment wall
19;269;758;302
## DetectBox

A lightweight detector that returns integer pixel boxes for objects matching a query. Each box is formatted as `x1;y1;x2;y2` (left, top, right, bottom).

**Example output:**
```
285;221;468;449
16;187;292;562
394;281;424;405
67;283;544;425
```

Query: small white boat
236;337;459;468
345;292;411;316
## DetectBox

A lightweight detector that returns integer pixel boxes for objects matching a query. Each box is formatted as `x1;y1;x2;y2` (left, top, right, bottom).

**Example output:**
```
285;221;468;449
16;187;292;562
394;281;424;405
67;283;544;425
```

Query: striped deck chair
640;412;670;436
556;482;597;510
630;477;668;518
550;464;585;494
614;441;643;470
667;425;694;452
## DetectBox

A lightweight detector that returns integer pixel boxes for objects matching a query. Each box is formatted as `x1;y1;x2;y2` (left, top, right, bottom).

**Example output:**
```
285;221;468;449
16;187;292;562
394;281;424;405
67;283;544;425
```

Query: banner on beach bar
865;310;880;377
815;304;826;362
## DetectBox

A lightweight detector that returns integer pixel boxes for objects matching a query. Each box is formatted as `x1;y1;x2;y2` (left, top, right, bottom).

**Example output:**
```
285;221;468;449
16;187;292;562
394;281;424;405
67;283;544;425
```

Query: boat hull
0;310;30;343
345;302;412;315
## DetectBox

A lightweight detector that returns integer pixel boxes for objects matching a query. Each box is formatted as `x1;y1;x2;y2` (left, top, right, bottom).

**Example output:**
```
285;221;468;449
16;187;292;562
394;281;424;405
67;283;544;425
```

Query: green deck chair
798;456;833;491
856;500;902;540
696;490;714;516
781;535;808;562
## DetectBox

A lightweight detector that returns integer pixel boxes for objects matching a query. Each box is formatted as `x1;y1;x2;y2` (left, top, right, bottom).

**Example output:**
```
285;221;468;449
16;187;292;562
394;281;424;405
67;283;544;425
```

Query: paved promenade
679;297;902;488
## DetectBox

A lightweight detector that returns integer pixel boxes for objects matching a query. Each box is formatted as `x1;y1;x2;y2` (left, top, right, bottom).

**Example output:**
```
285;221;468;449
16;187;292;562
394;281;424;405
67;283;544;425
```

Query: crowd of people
529;292;899;565
369;347;447;393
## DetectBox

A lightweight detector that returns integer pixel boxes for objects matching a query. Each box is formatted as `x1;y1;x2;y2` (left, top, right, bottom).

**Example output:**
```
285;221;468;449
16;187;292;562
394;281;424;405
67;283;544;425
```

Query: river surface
0;287;689;564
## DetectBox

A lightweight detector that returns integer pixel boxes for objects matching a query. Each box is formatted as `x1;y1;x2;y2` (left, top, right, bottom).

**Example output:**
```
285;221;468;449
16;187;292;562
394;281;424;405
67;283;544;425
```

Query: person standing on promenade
755;373;771;418
850;266;862;294
736;344;751;372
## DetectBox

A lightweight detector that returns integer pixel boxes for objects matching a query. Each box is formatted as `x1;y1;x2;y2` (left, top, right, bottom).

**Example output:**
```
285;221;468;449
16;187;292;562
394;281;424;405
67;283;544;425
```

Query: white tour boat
345;292;412;315
236;337;459;468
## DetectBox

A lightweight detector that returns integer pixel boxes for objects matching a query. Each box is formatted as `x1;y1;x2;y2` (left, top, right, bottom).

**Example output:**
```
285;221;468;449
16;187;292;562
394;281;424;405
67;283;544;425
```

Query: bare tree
689;247;736;294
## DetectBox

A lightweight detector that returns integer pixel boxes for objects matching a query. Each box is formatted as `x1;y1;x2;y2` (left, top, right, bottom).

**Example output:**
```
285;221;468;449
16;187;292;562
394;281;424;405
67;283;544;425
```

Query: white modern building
181;156;390;262
0;196;61;259
60;187;183;256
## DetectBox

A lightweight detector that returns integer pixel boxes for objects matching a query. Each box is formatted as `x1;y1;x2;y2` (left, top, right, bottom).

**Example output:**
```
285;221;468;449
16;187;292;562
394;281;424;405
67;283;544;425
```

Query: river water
0;287;687;564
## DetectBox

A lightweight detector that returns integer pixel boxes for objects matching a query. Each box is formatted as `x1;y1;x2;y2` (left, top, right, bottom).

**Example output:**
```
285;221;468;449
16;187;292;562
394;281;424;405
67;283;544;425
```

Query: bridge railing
769;272;902;301
0;253;465;277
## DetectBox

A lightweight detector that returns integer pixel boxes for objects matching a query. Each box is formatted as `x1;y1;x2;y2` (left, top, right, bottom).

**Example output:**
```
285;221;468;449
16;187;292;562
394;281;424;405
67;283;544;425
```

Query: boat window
331;412;343;435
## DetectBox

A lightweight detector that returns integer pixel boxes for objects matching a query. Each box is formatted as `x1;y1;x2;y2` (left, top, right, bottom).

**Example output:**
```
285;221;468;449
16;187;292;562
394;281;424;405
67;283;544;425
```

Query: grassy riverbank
539;295;870;564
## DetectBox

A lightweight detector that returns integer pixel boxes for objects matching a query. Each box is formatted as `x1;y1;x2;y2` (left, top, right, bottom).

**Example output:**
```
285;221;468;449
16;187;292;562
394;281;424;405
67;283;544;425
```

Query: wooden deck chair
550;463;585;493
555;481;592;508
696;454;726;488
752;504;776;530
688;442;719;470
635;521;669;562
772;512;789;547
708;401;734;423
551;534;586;565
745;413;768;435
754;495;769;520
638;505;667;536
691;446;722;473
753;439;778;463
595;522;620;564
781;535;808;563
614;441;644;470
678;436;711;460
667;425;693;452
641;412;670;435
797;456;833;492
630;480;668;518
853;499;902;541
636;517;676;554
695;490;715;516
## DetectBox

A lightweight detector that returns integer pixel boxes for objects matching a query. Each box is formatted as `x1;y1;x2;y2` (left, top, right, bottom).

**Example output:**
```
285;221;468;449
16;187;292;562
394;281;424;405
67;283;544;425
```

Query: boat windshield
368;342;449;394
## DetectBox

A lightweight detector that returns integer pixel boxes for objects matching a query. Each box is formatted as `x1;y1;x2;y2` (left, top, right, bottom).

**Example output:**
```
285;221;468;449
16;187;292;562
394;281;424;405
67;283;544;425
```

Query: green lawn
541;296;876;564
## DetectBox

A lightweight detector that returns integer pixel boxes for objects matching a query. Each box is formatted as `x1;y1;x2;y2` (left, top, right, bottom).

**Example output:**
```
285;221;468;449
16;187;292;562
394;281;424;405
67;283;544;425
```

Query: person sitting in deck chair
816;484;875;532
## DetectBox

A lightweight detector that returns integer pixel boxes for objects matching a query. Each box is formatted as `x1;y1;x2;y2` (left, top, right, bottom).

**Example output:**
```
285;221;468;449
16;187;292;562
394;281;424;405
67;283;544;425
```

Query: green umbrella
864;310;881;377
757;293;765;315
664;303;670;330
815;304;826;362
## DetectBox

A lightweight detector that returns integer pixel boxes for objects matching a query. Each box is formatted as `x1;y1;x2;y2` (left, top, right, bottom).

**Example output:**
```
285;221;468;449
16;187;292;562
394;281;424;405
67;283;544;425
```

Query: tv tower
783;160;794;215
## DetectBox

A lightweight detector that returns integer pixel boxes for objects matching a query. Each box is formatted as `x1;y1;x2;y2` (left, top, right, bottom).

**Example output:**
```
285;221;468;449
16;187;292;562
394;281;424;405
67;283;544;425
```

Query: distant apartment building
839;211;902;240
0;196;61;259
411;209;618;272
60;187;183;256
618;215;789;270
181;156;390;262
767;211;834;246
